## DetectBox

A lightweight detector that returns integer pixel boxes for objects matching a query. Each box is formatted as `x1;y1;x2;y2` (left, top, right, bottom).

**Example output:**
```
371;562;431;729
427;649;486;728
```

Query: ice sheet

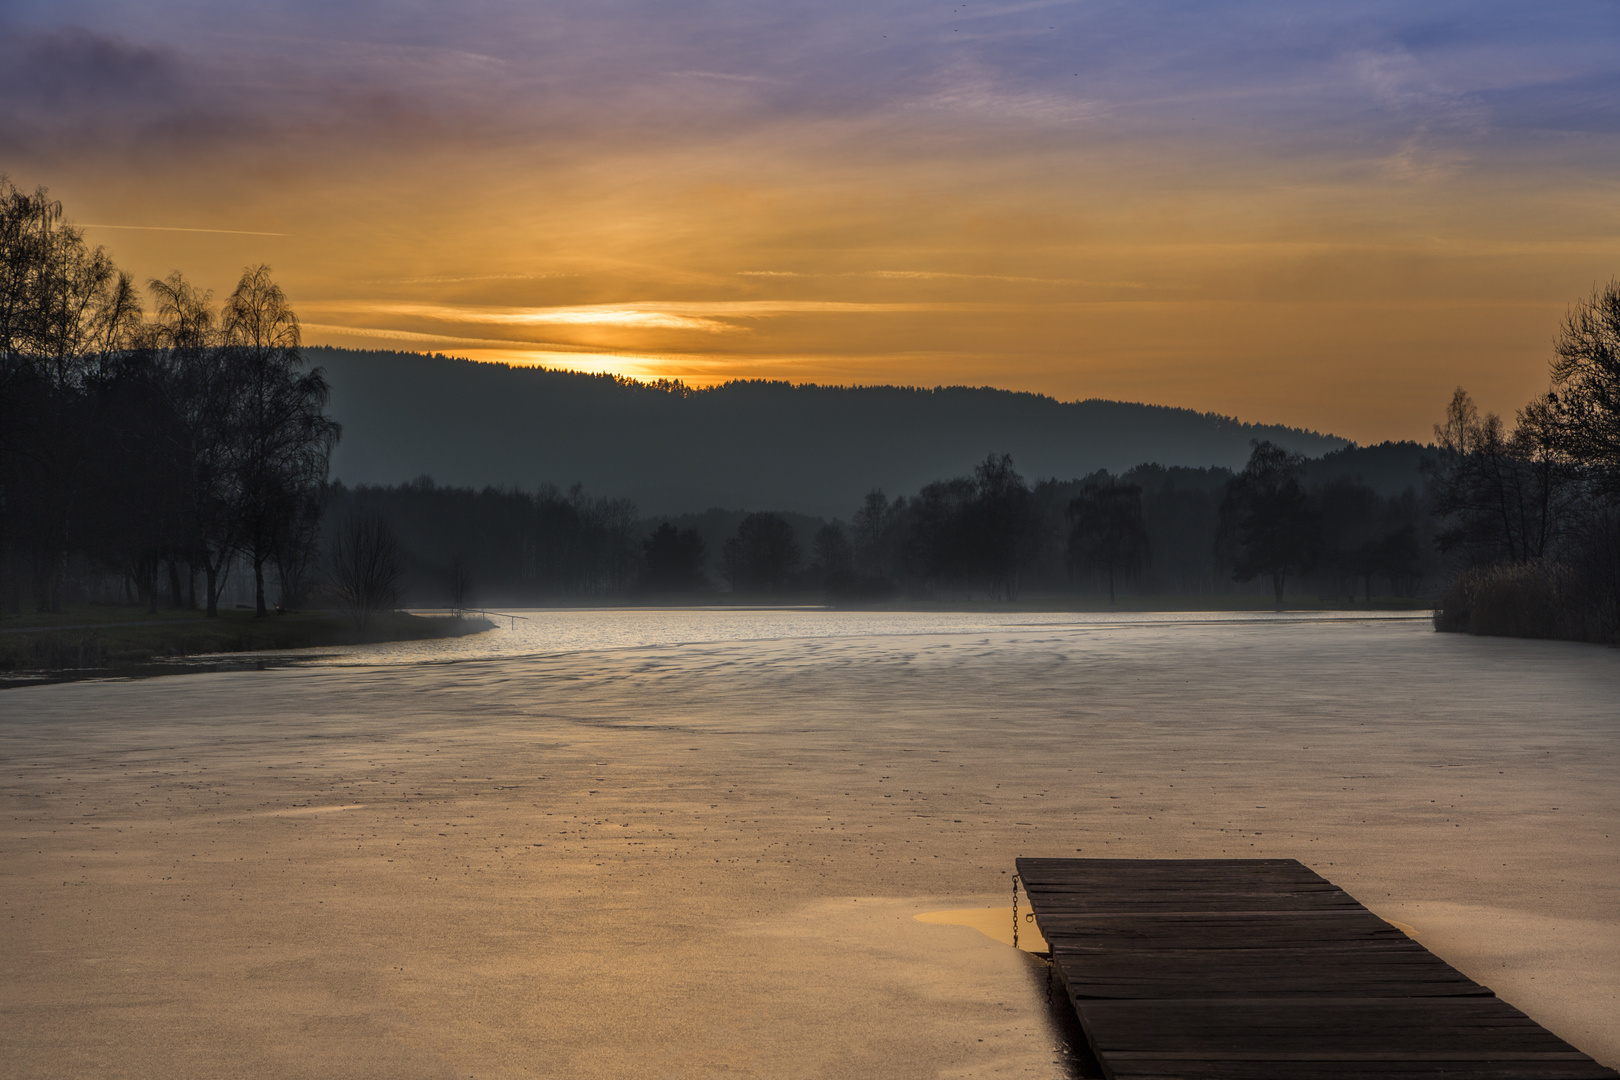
1;615;1615;1078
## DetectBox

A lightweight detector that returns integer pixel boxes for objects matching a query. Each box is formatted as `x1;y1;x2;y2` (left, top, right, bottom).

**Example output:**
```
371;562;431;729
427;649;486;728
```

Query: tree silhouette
2;180;146;611
969;453;1038;599
903;454;1039;599
2;187;347;620
446;555;475;614
642;523;707;592
811;522;854;594
1377;524;1423;597
851;489;907;586
1430;387;1571;566
1218;441;1322;605
329;513;403;629
146;271;215;352
722;512;800;594
1544;280;1620;486
1067;476;1149;603
219;265;340;616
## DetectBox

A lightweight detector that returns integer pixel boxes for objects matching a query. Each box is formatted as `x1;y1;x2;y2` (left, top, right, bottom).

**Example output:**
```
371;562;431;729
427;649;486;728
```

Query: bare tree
221;264;299;351
1430;388;1573;566
1;179;146;611
811;522;854;592
274;484;326;611
1544;280;1620;486
329;513;403;630
219;266;340;616
1068;476;1149;603
851;489;907;584
446;555;474;614
146;271;215;352
1217;441;1321;605
722;512;800;594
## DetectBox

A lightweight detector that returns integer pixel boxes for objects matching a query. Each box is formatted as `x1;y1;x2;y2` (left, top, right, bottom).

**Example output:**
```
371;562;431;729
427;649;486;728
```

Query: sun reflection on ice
915;906;1048;952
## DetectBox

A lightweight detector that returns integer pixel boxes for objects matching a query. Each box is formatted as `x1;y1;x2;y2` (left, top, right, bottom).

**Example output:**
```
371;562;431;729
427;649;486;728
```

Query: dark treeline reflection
326;440;1439;608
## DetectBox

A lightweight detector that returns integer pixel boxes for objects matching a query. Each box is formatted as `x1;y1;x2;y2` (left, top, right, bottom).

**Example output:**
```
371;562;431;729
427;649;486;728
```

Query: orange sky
7;2;1619;444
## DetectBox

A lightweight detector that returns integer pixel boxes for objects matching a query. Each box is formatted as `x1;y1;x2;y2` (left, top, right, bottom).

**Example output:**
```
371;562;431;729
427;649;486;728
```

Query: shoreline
0;600;1438;688
0;608;494;688
415;594;1436;613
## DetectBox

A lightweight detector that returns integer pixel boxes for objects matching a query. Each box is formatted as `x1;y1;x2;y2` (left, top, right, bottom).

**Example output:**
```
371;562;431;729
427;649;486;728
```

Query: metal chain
1012;874;1019;949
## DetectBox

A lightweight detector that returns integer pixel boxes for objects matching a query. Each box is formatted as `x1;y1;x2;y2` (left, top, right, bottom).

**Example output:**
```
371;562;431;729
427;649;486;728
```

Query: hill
310;347;1353;518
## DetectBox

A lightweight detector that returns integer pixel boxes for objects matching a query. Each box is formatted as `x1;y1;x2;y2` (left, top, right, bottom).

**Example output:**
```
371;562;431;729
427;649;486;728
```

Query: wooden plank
1054;949;1488;999
1075;998;1582;1055
1015;858;1619;1080
1027;894;1365;913
1105;1060;1620;1080
1020;858;1311;873
1037;911;1411;944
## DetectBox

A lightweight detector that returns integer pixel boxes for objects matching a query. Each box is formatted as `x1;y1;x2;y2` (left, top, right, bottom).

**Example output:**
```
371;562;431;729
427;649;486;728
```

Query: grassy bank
0;606;495;678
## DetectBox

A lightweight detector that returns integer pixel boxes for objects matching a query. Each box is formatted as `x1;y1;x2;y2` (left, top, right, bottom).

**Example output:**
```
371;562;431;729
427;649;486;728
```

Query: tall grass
1435;561;1616;644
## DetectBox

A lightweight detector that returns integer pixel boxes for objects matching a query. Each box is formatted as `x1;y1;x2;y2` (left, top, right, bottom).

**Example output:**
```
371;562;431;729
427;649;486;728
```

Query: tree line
1;180;338;617
13;179;1614;636
1426;281;1620;642
306;444;1434;610
828;448;1430;604
0;174;1443;620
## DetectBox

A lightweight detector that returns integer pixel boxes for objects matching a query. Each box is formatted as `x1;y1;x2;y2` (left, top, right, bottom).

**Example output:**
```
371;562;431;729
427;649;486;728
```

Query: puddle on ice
915;907;1048;952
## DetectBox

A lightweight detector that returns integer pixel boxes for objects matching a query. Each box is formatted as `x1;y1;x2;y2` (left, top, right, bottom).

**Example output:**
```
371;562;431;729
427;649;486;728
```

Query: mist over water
262;607;1429;666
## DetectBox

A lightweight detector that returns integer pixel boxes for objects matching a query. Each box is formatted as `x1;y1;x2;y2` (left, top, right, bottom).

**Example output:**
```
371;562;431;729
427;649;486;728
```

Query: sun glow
13;2;1619;441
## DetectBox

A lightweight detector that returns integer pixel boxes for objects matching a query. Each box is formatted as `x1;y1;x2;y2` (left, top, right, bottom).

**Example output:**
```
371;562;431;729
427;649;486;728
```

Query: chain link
1012;873;1019;948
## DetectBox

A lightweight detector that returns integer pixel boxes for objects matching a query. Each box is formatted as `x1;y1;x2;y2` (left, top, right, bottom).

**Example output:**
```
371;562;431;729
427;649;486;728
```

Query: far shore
0;597;1435;688
415;593;1435;613
0;606;494;687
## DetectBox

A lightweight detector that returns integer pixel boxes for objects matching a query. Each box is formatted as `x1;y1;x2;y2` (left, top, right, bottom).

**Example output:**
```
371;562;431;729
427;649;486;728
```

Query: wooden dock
1016;857;1618;1080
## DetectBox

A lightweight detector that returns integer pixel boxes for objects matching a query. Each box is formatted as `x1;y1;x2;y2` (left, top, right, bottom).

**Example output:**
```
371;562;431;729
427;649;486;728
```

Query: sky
4;1;1619;444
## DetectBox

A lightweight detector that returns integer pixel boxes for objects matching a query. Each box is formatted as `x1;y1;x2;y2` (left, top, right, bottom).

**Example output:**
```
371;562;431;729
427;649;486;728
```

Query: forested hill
311;347;1351;517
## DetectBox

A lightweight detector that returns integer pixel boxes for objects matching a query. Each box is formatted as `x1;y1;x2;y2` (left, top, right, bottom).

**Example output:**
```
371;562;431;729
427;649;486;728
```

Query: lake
3;611;1615;1079
279;605;1428;666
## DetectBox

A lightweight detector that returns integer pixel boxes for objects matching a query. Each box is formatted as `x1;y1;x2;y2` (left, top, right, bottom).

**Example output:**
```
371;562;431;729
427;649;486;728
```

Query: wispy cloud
302;322;597;351
369;273;581;285
11;0;1620;441
667;71;776;83
739;270;1145;287
309;299;1029;333
313;302;736;333
78;223;290;237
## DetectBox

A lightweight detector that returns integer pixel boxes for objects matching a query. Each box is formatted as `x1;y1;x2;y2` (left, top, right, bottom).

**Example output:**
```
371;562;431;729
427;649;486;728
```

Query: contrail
77;224;291;237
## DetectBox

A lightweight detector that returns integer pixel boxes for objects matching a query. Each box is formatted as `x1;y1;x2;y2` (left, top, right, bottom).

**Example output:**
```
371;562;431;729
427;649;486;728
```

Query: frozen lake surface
2;613;1616;1079
280;605;1429;666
